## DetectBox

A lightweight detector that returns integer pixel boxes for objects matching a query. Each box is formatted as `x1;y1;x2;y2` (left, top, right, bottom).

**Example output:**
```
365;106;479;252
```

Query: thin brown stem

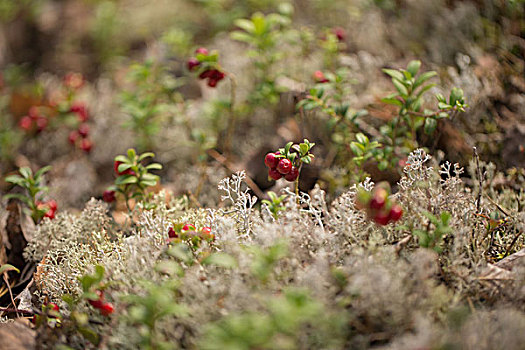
3;273;19;318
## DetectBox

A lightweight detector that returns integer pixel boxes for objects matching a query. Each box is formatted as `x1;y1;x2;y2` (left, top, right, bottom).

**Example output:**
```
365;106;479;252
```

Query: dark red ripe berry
374;211;390;225
284;166;299;182
268;168;282;180
207;79;218;87
19;116;33;131
277;158;292;174
36;117;48;132
195;47;209;55
182;224;196;231
168;227;178;238
99;302;114;316
78;123;89;138
210;69;225;81
199;70;213;80
80;138;93;153
103;190;116;203
333;27;346;42
389;205;403;222
264;153;279;168
68;130;79;145
187;57;200;71
89;298;104;309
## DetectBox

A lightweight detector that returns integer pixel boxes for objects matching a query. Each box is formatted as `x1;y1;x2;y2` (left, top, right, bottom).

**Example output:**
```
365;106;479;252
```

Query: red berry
264;153;279;168
277;158;292;174
47;200;58;211
199;70;213;80
80;138;93;153
78;123;89;138
268;168;282;180
284;166;299;182
207;78;218;87
70;102;88;122
99;302;114;316
210;69;225;81
36;117;48;132
389;205;403;222
88;290;105;309
168;227;178;238
333;27;346;42
103;190;116;203
68;130;79;145
48;302;60;312
373;211;390;225
182;224;196;232
201;227;211;235
19;116;33;131
313;70;329;83
195;47;209;55
187;57;200;71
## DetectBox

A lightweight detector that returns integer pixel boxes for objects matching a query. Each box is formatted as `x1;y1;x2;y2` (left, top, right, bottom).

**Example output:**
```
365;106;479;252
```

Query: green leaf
230;31;252;43
0;264;20;274
284;142;293;156
202;252;237;268
382;68;404;81
127;148;137;160
355;133;368;144
115;175;138;185
4;175;24;184
392;79;409;96
449;87;464;106
299;143;308;155
19;167;32;179
3;194;31;206
114;155;129;163
415;83;436;99
168;244;193;264
424;118;438;135
118;163;133;173
138;152;155;161
34;165;52;179
350;143;362;156
145;163;163;170
413;71;437;90
234;18;255;33
407;60;421;77
381;97;403;107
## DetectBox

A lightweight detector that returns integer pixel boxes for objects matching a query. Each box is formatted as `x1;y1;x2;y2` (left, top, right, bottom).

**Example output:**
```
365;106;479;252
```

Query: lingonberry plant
121;60;183;151
4;165;57;223
265;139;315;195
356;182;403;225
187;47;226;88
350;133;383;180
167;223;215;248
261;191;287;219
230;9;292;106
380;60;468;166
104;149;162;212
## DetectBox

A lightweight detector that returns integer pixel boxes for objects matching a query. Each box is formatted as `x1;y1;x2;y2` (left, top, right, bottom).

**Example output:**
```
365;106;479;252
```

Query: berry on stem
68;130;79;145
19;116;33;131
284;166;299;182
389;205;403;222
313;70;329;83
264;153;279;168
182;223;196;232
374;211;390;225
277;158;292;174
168;227;178;239
80;139;93;153
103;190;116;203
187;57;200;71
195;47;209;55
99;302;114;316
78;123;89;138
268;168;282;180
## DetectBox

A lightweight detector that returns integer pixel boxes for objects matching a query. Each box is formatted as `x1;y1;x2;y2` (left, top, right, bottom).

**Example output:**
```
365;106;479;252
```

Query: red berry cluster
168;223;214;245
187;48;226;88
356;185;403;225
36;199;58;220
18;106;49;133
265;152;299;182
87;290;114;316
313;70;329;83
